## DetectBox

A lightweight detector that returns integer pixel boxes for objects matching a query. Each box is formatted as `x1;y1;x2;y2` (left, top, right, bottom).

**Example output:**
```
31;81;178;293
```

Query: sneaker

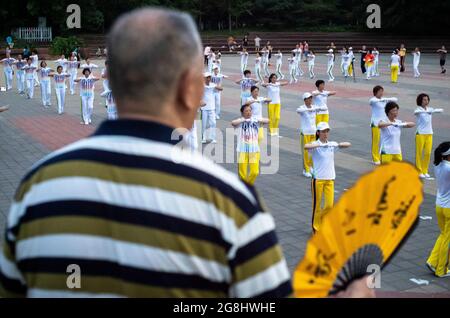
201;139;207;144
303;170;312;178
211;140;217;144
436;270;450;278
426;262;436;273
419;174;426;179
373;161;381;166
424;174;431;178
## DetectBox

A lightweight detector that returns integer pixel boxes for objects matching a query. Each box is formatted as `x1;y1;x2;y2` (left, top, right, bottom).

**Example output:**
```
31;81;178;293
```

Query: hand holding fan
293;162;423;297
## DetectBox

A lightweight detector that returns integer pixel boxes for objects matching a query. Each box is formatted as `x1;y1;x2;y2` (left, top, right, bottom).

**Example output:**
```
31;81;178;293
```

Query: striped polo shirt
0;119;291;298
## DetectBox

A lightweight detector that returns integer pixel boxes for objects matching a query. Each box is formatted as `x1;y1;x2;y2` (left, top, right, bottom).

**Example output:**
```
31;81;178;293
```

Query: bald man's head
108;8;203;116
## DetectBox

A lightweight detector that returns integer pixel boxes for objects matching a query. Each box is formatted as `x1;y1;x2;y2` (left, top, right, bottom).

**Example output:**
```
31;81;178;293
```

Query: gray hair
107;8;202;111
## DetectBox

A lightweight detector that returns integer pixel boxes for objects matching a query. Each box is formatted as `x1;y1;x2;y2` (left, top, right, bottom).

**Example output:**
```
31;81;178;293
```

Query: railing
12;27;52;42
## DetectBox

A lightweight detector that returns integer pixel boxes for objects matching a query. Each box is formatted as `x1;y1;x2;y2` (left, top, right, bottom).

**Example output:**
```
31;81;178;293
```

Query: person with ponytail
426;142;450;277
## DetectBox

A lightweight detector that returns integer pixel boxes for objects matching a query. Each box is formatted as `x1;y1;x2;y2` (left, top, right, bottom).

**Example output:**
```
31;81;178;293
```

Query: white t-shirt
297;105;319;135
211;74;225;88
266;83;281;104
341;53;350;64
31;54;39;67
413;52;421;66
236;118;260;153
246;96;266;119
288;58;296;70
312;90;330;115
255;57;261;68
292;49;301;62
308;54;315;66
369;97;397;126
204;47;211;56
373;50;379;61
415;107;437;135
254;37;261;47
380;119;404;155
326;53;334;65
201;83;217;111
435;161;450;208
390;54;400;66
275;53;283;65
308;140;338;180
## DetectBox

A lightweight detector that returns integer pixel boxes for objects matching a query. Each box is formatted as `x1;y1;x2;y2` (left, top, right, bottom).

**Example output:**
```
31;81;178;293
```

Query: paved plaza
0;53;449;297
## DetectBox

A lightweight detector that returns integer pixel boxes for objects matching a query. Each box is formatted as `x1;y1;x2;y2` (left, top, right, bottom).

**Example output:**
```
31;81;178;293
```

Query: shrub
50;36;85;56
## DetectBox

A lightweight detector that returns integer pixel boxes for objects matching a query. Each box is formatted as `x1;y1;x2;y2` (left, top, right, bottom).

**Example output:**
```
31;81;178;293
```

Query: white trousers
214;92;221;118
40;79;51;106
55;85;66;114
33;69;40;86
3;68;13;90
289;67;298;83
69;69;77;94
16;70;25;93
276;63;284;79
26;76;35;98
343;63;350;77
413;64;420;77
374;60;379;76
327;63;335;81
308;63;315;78
255;66;264;82
263;60;270;76
107;104;118;120
201;109;216;141
81;95;94;124
241;63;247;76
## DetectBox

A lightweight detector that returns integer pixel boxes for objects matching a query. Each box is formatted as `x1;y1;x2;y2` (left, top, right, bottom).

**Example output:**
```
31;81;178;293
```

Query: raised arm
231;117;245;127
378;120;392;129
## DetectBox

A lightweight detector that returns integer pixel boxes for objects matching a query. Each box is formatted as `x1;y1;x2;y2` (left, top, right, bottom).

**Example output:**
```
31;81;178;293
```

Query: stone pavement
0;53;449;297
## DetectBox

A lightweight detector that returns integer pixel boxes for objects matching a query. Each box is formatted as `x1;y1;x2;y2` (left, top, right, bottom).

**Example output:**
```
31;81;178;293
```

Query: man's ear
177;68;203;113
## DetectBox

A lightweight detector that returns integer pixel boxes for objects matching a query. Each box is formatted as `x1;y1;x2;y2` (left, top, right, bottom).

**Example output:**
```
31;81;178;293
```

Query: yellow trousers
427;206;450;276
348;63;353;76
238;152;260;185
311;179;334;232
316;113;329;125
258;127;264;144
301;134;316;173
371;126;381;163
268;103;281;135
415;134;433;175
381;153;402;164
391;65;399;82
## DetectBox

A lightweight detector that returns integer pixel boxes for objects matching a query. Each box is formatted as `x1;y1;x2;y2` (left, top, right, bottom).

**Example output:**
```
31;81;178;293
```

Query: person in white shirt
231;104;269;185
100;65;117;120
244;86;271;144
325;49;335;82
261;73;288;136
211;66;229;119
369;85;398;165
288;55;298;84
37;61;53;107
390;50;401;83
254;35;261;52
54;54;68;73
13;55;26;94
427;141;450;278
372;47;380;77
80;58;99;74
312;80;336;124
30;50;40;86
254;52;264;82
274;50;285;80
235;70;259;107
67;55;79;95
378;101;415;163
292;44;303;77
203;46;211;67
307;50;316;79
1;53;16;90
201;72;222;143
74;68;100;125
213;51;222;73
49;65;71;114
305;122;351;232
296;92;328;178
261;46;270;77
412;47;421;78
238;48;249;77
22;58;37;99
340;47;348;75
207;50;216;73
414;93;444;178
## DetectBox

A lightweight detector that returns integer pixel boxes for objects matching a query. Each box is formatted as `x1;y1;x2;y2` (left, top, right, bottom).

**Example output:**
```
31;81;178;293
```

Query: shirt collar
93;119;183;145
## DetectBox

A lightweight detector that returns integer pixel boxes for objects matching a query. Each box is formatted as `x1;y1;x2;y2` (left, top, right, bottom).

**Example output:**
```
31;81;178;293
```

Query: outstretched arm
231;117;245;127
